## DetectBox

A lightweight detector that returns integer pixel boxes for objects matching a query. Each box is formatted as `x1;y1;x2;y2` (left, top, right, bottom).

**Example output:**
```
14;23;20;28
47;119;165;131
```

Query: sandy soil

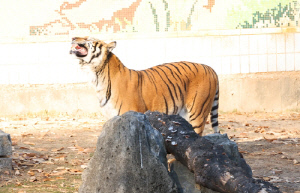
0;112;299;193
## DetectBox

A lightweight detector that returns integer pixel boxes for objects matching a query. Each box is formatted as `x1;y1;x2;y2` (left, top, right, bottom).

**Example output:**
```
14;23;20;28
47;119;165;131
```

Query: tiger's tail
210;87;219;133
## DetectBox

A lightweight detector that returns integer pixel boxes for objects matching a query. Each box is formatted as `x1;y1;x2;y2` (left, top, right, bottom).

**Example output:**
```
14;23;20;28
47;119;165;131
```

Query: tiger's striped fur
70;37;219;135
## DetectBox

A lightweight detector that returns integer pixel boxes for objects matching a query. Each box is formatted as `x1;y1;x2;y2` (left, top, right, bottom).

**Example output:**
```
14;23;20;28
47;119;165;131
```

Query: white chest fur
80;64;118;119
98;100;119;120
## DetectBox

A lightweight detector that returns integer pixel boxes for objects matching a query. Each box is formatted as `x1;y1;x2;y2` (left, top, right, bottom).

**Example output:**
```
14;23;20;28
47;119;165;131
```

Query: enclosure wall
1;0;300;114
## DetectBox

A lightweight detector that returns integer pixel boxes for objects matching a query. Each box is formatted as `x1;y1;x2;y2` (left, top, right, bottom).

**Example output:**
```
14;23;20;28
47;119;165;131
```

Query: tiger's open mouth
70;44;88;57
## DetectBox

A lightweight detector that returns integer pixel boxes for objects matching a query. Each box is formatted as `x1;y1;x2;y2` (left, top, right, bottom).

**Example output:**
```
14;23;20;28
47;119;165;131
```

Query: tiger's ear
107;41;116;52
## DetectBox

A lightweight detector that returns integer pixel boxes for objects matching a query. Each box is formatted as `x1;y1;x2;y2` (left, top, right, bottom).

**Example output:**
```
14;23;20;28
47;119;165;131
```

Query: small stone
15;170;20;175
263;177;270;181
293;159;299;164
81;165;87;169
30;176;37;182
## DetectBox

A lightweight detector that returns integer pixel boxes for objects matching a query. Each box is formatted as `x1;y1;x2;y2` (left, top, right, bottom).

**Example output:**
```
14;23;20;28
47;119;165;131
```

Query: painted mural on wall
1;0;299;41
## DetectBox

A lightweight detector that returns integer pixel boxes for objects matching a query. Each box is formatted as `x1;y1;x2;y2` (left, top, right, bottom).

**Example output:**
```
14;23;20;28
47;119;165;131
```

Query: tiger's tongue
72;44;87;55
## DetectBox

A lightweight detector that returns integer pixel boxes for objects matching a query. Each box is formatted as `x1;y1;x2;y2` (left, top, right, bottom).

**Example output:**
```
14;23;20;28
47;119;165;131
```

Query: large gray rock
145;111;275;193
168;134;249;193
0;130;12;156
79;111;177;193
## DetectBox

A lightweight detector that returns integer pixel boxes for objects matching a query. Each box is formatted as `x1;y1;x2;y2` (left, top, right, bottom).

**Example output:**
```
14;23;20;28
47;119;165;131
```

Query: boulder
79;111;177;193
145;111;281;193
0;130;12;157
168;133;252;193
0;130;12;173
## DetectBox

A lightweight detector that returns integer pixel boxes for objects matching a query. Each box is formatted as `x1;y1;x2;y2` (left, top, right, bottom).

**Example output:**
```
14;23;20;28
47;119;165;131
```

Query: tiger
70;37;219;136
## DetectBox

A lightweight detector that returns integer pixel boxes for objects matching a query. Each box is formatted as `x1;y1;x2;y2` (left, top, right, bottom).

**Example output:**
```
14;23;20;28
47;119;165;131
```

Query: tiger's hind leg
178;105;206;135
187;87;219;136
187;98;213;136
210;88;219;133
190;117;207;136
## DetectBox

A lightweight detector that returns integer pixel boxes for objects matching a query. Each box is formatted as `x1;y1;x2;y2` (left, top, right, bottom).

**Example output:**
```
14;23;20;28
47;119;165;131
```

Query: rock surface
0;158;13;171
203;133;252;176
0;130;12;172
168;133;253;193
79;111;177;193
0;130;12;156
145;111;281;193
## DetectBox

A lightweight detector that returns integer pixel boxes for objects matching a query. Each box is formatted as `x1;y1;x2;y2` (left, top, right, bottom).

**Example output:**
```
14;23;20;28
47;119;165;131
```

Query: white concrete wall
1;71;299;116
0;32;300;84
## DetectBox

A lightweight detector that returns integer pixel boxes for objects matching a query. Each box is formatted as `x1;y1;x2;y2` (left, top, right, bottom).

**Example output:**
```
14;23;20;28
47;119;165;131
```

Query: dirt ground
0;112;299;193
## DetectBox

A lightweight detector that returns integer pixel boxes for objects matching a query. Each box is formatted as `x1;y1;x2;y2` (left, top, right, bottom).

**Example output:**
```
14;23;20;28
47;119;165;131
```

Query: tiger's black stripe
192;122;204;130
151;68;176;114
142;70;154;86
211;104;219;112
103;64;111;106
176;82;184;108
181;62;192;71
211;114;218;119
202;64;208;75
129;69;132;80
181;62;196;76
176;62;188;74
92;42;99;53
164;65;187;88
170;63;190;84
144;69;158;93
89;44;102;63
174;106;178;114
189;79;212;122
190;62;199;73
163;65;179;81
117;102;123;116
163;95;169;114
189;91;198;113
156;66;179;100
168;63;189;91
212;121;219;127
